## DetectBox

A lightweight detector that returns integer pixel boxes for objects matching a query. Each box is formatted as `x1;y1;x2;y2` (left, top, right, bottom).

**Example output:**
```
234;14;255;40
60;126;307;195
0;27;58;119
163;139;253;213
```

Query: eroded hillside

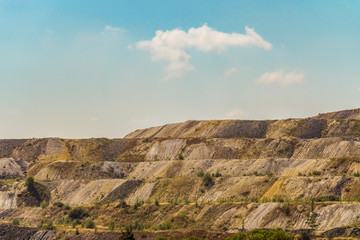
1;108;360;239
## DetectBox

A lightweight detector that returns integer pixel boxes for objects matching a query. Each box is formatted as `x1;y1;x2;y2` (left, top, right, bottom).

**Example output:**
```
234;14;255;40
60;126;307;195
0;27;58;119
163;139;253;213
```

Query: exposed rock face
0;158;28;179
1;108;360;237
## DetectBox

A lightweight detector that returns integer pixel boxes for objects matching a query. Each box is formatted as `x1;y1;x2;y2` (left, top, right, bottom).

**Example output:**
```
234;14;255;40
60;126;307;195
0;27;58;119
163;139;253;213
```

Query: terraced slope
1;108;360;239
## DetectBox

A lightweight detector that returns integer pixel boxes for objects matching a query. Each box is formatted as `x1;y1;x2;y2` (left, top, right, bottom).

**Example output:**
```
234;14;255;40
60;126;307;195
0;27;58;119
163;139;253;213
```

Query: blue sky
1;0;359;138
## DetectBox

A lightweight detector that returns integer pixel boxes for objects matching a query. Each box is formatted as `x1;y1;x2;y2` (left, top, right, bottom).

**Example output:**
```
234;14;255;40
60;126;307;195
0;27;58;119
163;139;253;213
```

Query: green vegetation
37;220;55;230
53;201;64;208
299;230;311;240
25;176;35;192
119;227;135;240
202;172;214;187
133;199;144;210
308;171;321;176
225;229;293;240
109;220;115;231
82;218;95;229
280;203;290;216
116;200;129;208
311;195;340;202
197;170;204;177
12;218;20;225
68;207;89;220
40;201;48;209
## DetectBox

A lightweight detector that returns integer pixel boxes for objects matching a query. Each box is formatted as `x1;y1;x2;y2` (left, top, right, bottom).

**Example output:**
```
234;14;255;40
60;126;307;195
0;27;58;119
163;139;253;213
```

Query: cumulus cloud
137;25;272;80
224;68;238;77
256;70;305;86
104;25;121;32
225;108;248;119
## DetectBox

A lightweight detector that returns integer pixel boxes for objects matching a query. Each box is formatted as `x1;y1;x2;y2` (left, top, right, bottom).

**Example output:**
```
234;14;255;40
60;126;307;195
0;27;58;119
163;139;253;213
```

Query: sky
1;0;360;138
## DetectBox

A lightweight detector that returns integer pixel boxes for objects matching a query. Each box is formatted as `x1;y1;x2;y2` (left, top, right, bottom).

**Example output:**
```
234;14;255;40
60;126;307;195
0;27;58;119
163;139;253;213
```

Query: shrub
116;200;128;208
15;177;20;182
215;170;222;177
202;172;214;187
225;229;294;240
119;227;135;240
281;203;290;216
197;170;204;177
299;230;311;240
109;220;115;231
12;218;20;225
134;199;144;210
312;195;340;202
40;201;48;209
155;199;159;206
225;232;247;240
37;219;44;228
178;154;184;160
43;220;55;230
68;207;88;220
82;219;95;229
53;202;64;208
63;204;71;211
156;222;172;230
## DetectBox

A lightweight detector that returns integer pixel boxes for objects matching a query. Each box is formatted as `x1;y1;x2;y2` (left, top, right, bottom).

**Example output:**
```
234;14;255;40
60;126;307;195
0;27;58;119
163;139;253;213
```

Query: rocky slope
1;108;360;239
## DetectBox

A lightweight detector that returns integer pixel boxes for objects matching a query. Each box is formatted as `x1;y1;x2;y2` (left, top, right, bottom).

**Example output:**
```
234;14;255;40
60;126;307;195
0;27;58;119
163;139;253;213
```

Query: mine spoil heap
1;108;360;239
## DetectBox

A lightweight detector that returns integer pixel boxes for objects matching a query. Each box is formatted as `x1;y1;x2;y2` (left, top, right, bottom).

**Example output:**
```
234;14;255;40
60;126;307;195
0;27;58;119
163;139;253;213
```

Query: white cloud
137;24;272;80
225;108;248;119
256;69;305;86
224;68;238;77
104;25;121;32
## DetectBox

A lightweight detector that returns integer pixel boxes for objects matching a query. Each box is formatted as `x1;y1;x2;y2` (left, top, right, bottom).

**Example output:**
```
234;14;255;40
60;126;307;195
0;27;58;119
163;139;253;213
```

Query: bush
82;219;95;229
12;218;20;225
281;203;290;216
43;220;55;230
119;227;135;240
197;170;204;177
116;201;128;208
178;154;184;160
53;202;64;208
109;220;115;231
155;199;159;206
225;229;293;240
40;201;48;209
134;199;144;210
299;230;311;240
225;232;247;240
215;170;222;177
202;172;214;187
63;204;71;211
312;195;340;202
68;207;88;220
